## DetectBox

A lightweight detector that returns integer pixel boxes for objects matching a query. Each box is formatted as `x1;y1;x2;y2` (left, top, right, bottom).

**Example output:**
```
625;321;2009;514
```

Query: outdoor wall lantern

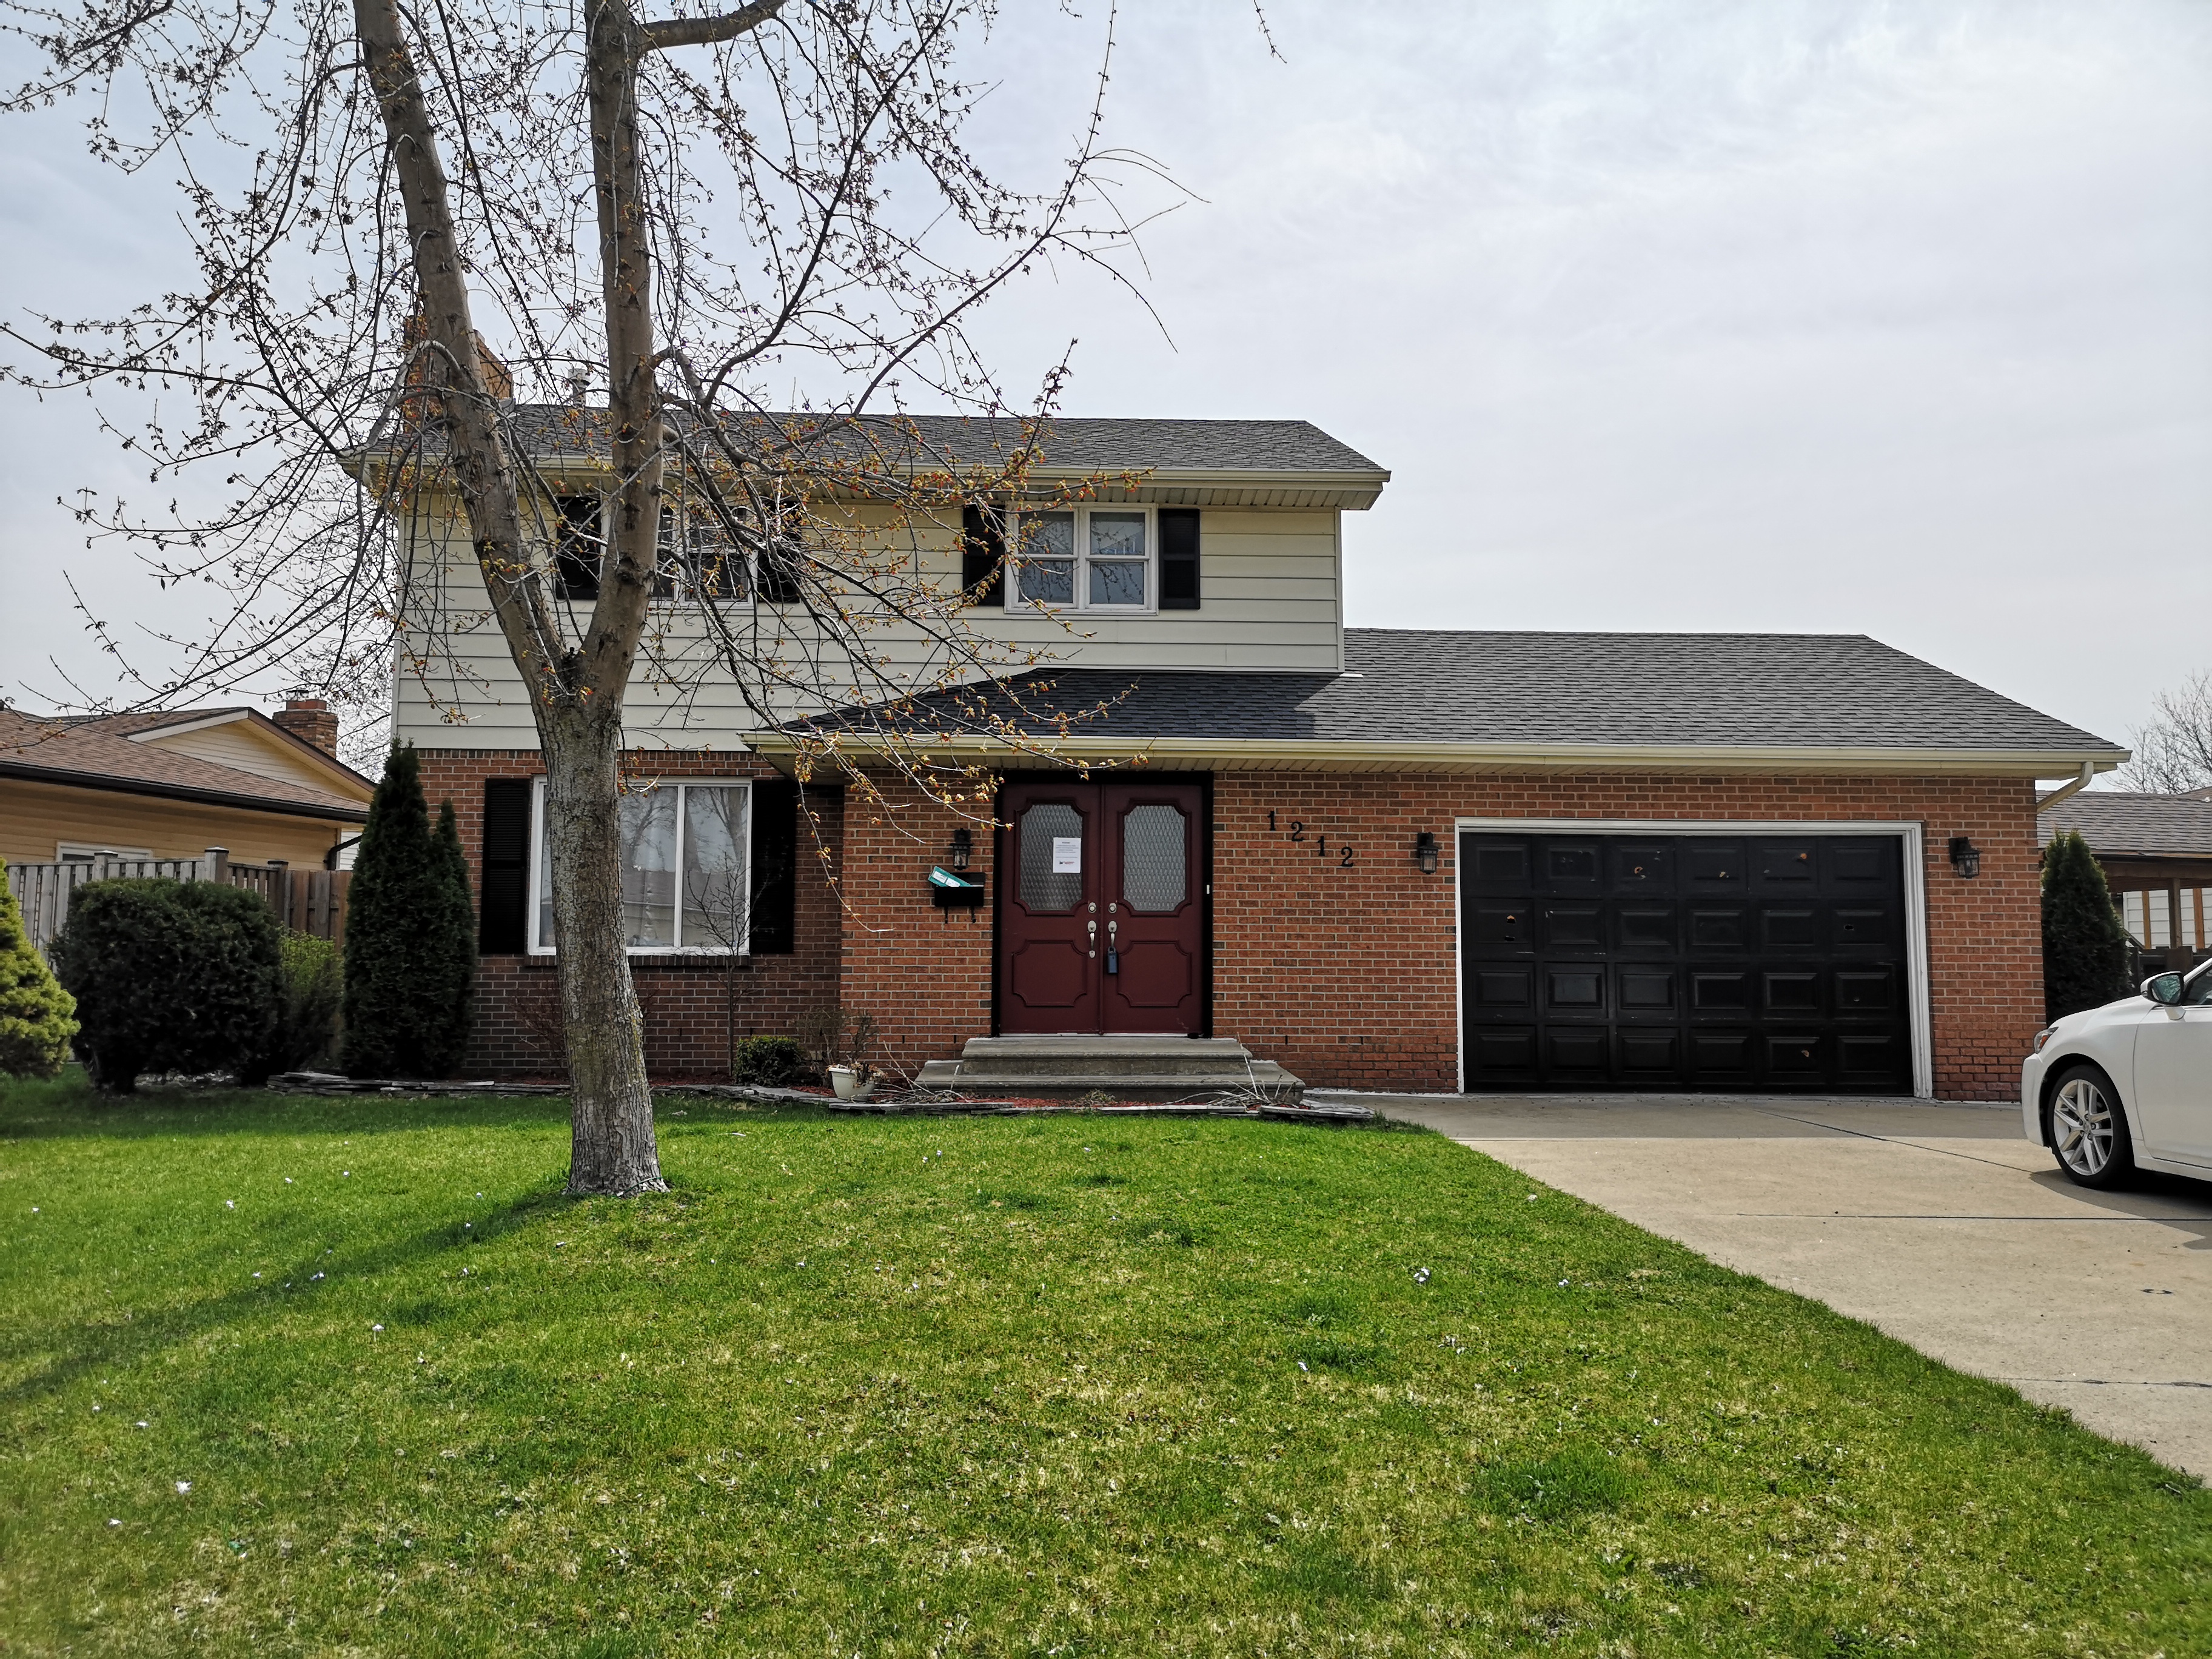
948;828;973;871
1948;836;1981;879
1413;831;1440;875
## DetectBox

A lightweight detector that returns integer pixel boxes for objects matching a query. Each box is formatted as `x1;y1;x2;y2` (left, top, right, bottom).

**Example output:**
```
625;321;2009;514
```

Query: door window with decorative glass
530;780;752;953
1010;506;1153;611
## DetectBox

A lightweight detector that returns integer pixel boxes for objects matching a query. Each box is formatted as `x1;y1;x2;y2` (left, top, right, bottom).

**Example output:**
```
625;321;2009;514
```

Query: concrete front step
914;1034;1303;1104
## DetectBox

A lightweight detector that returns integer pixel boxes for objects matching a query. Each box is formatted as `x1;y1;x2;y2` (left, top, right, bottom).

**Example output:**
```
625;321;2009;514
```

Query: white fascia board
127;709;252;742
743;731;2131;778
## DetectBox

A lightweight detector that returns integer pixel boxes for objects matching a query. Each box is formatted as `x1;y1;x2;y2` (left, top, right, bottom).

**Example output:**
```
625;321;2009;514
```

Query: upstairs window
1009;506;1155;612
542;494;760;604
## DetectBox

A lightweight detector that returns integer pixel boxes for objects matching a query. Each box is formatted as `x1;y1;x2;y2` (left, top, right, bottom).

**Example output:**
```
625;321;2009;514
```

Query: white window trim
528;777;756;956
1008;503;1158;614
1450;817;1933;1101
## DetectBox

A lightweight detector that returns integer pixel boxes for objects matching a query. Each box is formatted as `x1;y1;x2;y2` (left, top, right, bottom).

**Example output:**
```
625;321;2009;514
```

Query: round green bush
0;865;77;1079
50;877;284;1093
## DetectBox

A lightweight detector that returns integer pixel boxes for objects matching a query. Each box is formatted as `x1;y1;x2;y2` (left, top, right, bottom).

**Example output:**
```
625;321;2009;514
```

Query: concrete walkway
1319;1091;2212;1478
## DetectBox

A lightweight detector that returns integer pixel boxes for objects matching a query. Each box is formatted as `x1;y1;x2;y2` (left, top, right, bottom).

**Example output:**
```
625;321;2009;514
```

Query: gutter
2034;760;2098;810
742;731;2131;778
0;761;374;823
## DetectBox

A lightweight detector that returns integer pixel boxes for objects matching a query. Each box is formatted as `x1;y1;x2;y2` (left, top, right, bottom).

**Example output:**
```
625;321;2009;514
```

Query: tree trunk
542;698;666;1193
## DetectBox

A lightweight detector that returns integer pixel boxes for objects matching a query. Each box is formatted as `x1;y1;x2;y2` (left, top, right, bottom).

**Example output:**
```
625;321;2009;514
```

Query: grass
0;1073;2205;1657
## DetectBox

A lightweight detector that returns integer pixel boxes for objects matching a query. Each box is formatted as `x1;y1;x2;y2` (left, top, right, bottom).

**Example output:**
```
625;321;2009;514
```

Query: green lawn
0;1076;2203;1657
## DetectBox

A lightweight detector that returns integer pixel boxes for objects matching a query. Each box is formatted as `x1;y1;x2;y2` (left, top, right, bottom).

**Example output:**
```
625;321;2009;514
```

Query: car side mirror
2143;972;2185;1005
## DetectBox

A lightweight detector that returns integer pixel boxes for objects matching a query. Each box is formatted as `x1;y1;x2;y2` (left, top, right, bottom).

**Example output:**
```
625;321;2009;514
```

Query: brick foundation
428;751;2043;1102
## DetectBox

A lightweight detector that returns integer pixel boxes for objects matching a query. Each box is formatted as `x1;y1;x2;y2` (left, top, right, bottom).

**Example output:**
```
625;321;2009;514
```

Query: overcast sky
2;0;2207;771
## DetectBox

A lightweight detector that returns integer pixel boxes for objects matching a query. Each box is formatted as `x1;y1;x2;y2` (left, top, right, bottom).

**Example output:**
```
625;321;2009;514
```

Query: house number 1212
1268;809;1355;868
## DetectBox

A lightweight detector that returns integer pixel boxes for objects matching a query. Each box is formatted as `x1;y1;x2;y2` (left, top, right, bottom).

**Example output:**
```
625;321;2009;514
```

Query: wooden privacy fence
4;846;350;957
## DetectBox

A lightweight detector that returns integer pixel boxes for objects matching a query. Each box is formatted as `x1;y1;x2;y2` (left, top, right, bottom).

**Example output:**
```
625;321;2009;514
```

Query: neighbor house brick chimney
273;698;340;756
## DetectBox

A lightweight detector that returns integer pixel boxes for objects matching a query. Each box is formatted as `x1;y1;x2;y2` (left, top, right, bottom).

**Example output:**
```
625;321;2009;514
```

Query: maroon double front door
996;779;1207;1034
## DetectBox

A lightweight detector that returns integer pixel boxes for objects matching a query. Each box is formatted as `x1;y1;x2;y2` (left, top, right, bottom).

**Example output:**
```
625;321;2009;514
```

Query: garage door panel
1617;966;1676;1012
1610;843;1674;888
1467;843;1532;892
1462;831;1912;1093
1543;905;1604;950
1689;908;1748;950
1684;842;1746;890
1618;907;1678;952
1540;843;1603;894
1546;967;1605;1011
1761;907;1820;950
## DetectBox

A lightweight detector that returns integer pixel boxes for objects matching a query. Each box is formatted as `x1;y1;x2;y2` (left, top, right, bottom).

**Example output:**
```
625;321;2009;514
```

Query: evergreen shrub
0;865;78;1079
342;744;477;1077
731;1034;808;1087
2042;830;2133;1021
50;877;283;1091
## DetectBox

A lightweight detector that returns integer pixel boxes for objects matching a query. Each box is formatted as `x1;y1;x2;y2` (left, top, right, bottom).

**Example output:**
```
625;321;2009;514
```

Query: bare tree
2116;670;2212;795
4;0;1170;1192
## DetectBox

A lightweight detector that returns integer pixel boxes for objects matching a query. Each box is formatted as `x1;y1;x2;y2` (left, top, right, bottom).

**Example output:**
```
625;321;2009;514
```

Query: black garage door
1459;831;1914;1092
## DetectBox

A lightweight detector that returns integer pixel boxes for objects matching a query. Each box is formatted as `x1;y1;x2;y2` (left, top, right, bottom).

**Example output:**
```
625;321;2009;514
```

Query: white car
2023;959;2212;1187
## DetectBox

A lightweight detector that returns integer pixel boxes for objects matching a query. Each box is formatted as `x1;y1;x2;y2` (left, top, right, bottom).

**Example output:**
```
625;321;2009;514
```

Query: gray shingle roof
793;630;2119;756
479;407;1386;475
2039;791;2212;857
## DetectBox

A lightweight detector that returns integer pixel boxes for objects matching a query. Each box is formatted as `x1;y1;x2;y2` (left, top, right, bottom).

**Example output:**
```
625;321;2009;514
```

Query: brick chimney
273;698;340;757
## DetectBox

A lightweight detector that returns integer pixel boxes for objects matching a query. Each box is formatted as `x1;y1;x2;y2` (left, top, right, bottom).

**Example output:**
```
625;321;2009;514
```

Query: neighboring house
0;700;374;869
2038;788;2212;965
374;412;2125;1099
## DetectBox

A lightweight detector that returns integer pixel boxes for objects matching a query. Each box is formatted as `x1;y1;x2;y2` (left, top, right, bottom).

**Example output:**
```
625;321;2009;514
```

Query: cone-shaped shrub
2042;829;2132;1021
0;865;78;1078
341;745;478;1077
50;877;282;1091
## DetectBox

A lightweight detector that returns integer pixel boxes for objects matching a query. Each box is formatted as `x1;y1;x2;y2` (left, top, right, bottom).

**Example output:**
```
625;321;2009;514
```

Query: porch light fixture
1413;831;1440;876
1948;836;1980;879
948;827;973;871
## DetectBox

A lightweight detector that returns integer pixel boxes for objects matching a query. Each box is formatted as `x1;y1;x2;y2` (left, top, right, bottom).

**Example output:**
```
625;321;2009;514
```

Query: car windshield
2185;962;2212;1007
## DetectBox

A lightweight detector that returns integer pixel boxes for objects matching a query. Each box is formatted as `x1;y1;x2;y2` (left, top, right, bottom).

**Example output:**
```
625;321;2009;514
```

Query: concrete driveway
1322;1091;2212;1478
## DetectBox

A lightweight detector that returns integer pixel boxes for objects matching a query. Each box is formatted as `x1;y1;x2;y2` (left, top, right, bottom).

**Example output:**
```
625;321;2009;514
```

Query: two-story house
383;414;2123;1099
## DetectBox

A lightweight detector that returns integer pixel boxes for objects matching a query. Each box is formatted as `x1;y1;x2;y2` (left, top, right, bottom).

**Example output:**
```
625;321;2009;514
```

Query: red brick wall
1204;772;2042;1102
415;749;844;1081
836;768;2043;1102
835;773;999;1081
424;751;2046;1101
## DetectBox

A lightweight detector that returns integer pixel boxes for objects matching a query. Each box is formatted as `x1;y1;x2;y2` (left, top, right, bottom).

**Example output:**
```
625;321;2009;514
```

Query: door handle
1087;918;1097;957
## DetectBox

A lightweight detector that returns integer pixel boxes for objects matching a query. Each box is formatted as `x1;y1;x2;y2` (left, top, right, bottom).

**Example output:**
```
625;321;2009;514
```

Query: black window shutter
961;504;1005;606
748;779;799;954
1159;508;1201;609
479;777;533;954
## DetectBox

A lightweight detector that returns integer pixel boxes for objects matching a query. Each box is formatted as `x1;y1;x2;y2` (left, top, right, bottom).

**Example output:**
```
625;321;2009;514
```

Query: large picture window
529;780;752;954
1008;505;1155;612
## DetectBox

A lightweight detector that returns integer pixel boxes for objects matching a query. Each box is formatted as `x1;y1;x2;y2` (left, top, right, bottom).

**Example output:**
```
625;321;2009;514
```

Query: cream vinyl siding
137;718;349;793
392;504;1347;750
0;778;354;868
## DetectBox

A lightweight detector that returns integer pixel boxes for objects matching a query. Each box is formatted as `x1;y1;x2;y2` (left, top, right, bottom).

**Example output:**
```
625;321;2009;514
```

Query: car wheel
2044;1064;2136;1189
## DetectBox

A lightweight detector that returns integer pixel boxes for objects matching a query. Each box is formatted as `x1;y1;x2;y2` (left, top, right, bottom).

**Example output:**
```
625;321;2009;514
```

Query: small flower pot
828;1065;873;1101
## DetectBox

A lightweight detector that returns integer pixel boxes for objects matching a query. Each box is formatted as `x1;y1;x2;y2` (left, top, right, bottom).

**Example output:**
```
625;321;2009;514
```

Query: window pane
1121;804;1187;912
1090;511;1145;561
1017;512;1075;604
620;789;677;948
1019;803;1084;911
536;806;555;948
1088;560;1146;606
1021;511;1075;560
680;786;749;950
1022;560;1074;604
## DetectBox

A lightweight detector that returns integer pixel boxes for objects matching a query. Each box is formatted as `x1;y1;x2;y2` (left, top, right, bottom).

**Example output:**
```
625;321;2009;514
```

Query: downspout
2036;759;2098;812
